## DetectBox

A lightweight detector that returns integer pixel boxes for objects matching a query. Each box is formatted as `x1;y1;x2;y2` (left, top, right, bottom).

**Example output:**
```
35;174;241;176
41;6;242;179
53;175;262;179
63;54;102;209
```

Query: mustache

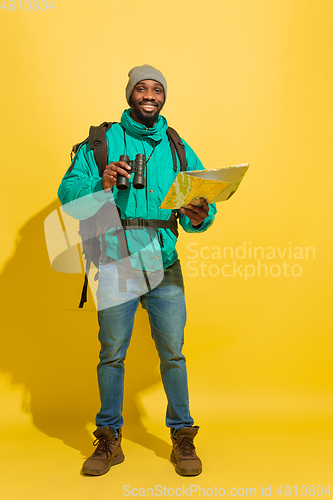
139;100;158;107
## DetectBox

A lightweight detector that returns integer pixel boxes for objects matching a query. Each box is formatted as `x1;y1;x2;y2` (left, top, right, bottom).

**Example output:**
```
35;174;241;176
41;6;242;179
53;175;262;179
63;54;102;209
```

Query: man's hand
102;161;132;190
180;198;209;227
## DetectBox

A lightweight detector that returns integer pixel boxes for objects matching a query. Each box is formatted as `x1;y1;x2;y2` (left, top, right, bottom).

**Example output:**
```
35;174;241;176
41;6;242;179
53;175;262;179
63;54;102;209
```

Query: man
58;64;217;476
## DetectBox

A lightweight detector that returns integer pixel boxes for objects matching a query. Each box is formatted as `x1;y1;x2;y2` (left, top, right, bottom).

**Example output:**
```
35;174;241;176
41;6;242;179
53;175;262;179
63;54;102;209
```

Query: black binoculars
116;154;146;191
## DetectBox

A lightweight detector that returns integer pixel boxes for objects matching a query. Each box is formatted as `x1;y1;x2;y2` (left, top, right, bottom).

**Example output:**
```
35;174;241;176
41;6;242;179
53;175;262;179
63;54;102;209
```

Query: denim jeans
95;259;194;431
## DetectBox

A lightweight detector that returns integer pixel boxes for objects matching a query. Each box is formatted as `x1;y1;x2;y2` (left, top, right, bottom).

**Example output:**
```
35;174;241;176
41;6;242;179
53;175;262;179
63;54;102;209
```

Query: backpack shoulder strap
166;127;187;172
72;122;116;308
89;122;116;177
69;122;116;174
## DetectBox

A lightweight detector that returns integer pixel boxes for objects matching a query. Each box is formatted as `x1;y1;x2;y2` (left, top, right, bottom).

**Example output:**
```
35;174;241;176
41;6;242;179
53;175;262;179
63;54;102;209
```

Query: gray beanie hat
126;64;167;105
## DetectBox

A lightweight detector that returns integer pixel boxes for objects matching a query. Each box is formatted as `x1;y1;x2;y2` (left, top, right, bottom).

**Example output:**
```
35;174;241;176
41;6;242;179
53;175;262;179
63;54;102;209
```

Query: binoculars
116;154;146;191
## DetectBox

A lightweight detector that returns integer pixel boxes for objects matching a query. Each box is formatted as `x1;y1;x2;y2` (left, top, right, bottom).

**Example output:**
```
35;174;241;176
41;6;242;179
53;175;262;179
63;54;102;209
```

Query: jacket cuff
190;216;214;232
92;179;113;201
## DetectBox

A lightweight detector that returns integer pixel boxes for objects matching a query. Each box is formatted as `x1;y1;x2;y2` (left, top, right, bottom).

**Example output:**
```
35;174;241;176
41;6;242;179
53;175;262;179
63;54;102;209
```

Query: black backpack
70;122;187;307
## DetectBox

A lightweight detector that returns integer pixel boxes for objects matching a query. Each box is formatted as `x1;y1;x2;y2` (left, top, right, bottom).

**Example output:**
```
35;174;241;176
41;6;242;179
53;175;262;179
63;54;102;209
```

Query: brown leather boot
170;426;202;476
81;427;125;476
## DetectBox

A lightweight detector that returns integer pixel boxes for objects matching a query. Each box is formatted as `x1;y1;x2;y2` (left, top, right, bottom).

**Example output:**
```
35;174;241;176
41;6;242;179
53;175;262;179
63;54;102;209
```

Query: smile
140;103;157;112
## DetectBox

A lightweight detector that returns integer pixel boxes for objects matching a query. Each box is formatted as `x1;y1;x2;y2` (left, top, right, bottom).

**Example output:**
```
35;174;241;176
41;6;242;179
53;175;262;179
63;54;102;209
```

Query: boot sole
170;451;202;476
82;451;125;476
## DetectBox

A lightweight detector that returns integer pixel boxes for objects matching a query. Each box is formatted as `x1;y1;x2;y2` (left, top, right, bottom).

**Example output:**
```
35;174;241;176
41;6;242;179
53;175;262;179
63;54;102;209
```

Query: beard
131;99;164;128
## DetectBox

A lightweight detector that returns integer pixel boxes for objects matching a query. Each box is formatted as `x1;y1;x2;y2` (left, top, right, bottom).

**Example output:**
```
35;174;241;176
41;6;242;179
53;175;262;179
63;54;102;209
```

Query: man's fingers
115;167;131;178
102;161;133;190
105;162;131;178
181;207;200;221
115;160;132;171
181;199;209;226
189;198;209;213
185;204;208;216
103;171;117;180
200;198;209;210
186;205;202;214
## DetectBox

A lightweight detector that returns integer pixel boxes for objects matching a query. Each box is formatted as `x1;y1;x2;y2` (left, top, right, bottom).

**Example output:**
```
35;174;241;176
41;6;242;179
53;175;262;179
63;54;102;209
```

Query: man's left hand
180;198;209;227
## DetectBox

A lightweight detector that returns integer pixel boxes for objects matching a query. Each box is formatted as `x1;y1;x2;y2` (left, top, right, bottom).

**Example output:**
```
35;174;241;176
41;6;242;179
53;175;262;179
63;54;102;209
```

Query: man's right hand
102;161;132;190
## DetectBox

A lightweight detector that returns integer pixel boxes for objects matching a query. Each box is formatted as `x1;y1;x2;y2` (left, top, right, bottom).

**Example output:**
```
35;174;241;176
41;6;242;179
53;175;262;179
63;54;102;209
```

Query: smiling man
58;64;217;477
129;79;164;127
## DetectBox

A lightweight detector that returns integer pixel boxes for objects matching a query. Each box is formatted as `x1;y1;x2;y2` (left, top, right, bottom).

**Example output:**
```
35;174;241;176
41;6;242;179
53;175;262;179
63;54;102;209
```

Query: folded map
160;163;249;209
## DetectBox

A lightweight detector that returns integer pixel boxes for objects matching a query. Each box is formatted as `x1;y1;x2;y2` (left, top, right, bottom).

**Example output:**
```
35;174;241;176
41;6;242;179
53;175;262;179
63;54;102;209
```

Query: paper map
160;163;249;209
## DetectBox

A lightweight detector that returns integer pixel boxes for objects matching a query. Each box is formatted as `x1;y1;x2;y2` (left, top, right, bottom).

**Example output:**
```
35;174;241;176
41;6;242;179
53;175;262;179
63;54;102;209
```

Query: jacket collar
120;109;168;141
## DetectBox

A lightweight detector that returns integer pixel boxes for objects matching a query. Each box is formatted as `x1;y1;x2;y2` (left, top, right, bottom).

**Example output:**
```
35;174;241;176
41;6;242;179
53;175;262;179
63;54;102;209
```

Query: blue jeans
95;259;194;431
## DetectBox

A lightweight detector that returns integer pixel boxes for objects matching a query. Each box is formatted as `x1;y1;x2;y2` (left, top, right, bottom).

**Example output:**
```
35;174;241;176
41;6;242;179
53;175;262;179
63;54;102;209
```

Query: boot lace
92;437;115;458
176;435;196;458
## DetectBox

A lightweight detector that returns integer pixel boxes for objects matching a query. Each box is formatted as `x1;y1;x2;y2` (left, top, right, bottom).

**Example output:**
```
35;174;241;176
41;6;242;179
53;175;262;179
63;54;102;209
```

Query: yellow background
1;0;332;498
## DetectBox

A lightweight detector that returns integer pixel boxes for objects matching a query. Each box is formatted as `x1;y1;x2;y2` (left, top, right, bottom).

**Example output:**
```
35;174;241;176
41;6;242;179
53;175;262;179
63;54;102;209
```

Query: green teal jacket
58;110;217;271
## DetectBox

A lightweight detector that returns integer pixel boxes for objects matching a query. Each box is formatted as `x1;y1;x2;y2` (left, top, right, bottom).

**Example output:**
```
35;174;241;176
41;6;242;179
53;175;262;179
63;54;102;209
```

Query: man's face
130;80;164;128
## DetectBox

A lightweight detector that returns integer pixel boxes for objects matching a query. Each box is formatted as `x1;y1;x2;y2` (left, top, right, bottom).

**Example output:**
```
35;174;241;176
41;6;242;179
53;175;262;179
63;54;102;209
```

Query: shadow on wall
0;200;170;459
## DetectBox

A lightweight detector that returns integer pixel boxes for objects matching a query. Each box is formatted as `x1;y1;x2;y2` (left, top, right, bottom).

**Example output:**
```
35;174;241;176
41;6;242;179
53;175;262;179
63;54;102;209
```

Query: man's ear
129;97;132;105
